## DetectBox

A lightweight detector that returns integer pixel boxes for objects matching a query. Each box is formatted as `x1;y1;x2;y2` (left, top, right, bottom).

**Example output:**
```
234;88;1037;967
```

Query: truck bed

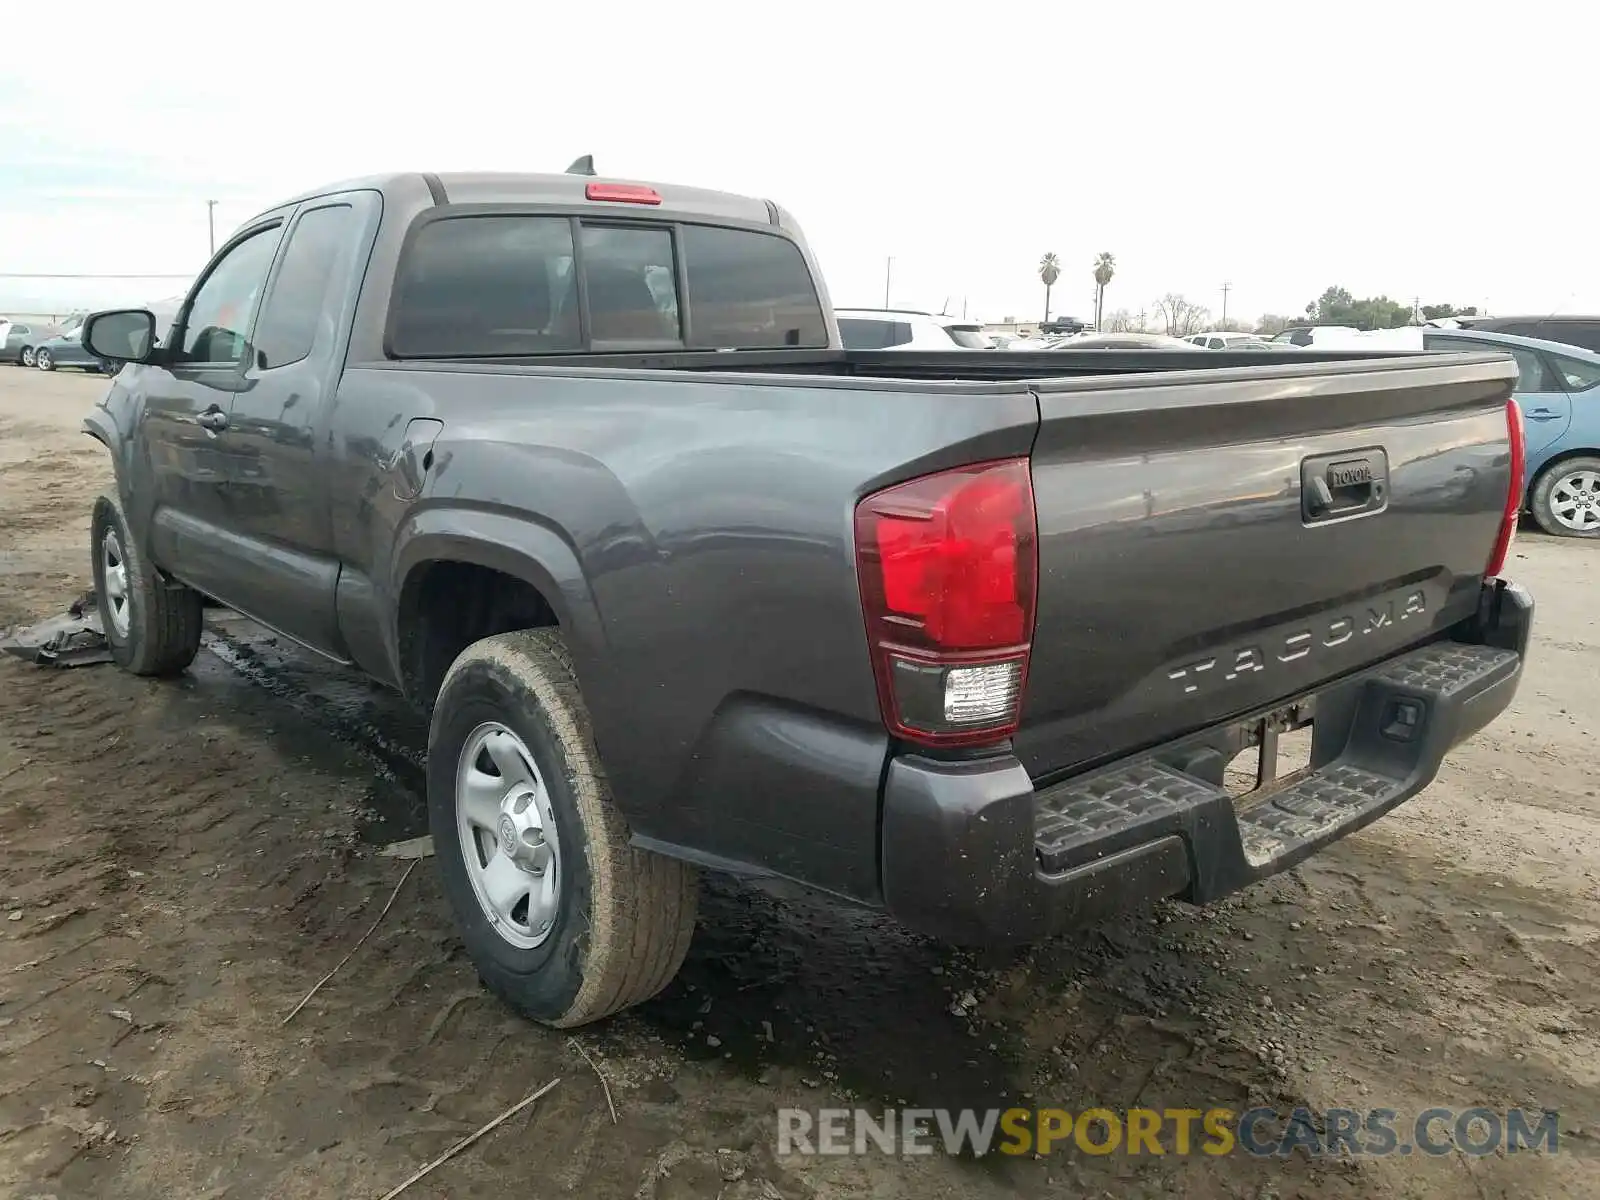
334;347;1519;869
382;344;1425;381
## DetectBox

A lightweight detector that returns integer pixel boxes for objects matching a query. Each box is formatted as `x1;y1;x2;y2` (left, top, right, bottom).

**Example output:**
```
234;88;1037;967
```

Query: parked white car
1185;331;1266;350
835;308;995;350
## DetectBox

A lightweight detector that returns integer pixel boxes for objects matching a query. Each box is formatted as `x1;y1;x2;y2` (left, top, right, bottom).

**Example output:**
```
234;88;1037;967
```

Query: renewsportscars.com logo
776;1106;1561;1158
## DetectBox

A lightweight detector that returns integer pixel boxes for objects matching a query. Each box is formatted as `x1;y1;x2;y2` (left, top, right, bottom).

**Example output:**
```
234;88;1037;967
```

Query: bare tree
1152;293;1211;337
1103;308;1142;332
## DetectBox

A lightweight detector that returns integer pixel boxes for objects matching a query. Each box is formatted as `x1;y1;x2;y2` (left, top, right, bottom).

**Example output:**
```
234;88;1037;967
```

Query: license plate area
1221;701;1316;803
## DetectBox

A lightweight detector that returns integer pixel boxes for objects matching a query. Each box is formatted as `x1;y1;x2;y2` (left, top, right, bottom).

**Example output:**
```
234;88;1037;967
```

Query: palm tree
1039;252;1061;324
1093;252;1116;330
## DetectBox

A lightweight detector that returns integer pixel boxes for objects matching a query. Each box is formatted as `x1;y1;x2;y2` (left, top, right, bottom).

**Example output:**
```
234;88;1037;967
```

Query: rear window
390;216;581;357
582;224;680;345
943;325;993;349
838;318;912;350
679;224;828;349
388;213;826;358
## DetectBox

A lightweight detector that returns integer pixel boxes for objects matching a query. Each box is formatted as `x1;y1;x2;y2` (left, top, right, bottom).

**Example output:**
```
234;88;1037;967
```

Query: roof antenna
566;155;596;176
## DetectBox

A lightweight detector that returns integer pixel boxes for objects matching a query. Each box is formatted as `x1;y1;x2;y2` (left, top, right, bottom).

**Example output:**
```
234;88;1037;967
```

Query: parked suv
1443;316;1600;356
835;308;994;350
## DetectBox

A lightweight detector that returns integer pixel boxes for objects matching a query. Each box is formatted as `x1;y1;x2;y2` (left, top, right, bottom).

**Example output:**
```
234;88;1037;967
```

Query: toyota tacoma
78;167;1532;1027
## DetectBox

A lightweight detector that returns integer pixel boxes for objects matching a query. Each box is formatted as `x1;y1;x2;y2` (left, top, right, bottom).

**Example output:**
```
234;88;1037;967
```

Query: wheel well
397;560;558;707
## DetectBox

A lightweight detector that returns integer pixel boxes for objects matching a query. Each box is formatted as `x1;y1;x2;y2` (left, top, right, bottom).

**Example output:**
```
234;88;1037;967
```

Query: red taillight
1485;397;1526;578
585;182;662;205
854;458;1038;748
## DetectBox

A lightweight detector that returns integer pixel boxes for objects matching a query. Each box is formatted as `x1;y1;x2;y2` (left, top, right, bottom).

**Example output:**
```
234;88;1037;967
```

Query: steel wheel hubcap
1549;469;1600;532
455;722;561;949
101;531;131;638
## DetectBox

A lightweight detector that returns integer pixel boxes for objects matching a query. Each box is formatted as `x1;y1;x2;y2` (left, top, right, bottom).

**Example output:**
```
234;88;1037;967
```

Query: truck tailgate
1016;353;1519;781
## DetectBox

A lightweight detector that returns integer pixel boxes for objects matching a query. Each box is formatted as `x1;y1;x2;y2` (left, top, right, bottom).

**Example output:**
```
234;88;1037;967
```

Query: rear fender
388;506;609;701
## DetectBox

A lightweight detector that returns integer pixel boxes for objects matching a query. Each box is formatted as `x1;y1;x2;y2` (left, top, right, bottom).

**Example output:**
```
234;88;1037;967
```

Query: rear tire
427;629;698;1027
90;491;204;675
1530;456;1600;538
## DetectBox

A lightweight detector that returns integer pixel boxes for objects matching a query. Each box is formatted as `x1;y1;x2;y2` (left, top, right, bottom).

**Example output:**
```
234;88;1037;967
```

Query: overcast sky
2;1;1592;325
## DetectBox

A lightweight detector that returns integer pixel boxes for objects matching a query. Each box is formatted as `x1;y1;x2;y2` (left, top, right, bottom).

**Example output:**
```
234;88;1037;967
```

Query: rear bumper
879;579;1532;945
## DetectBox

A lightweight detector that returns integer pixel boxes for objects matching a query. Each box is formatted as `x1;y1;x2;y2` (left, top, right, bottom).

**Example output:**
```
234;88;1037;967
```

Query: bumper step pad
1031;642;1520;895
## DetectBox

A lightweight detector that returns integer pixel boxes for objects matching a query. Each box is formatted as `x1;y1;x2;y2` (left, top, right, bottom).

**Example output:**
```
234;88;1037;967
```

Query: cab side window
253;205;357;369
178;225;283;365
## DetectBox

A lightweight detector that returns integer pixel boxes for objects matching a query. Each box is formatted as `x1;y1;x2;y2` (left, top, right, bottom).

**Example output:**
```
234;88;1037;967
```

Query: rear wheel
90;491;204;675
427;629;698;1027
34;349;53;371
1531;457;1600;538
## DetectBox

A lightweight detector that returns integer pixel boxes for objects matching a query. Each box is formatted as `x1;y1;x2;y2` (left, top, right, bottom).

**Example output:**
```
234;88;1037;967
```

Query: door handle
1524;407;1560;420
196;408;228;432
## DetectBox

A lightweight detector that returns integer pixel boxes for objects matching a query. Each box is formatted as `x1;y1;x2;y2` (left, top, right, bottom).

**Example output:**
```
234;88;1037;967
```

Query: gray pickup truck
80;168;1533;1028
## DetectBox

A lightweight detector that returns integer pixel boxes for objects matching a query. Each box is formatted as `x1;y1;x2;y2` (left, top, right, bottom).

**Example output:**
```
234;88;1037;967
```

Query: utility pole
207;200;218;256
1221;281;1232;327
883;257;893;308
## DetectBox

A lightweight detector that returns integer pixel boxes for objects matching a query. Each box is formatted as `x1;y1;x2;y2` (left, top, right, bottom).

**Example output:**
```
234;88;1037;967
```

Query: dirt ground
1;367;1597;1200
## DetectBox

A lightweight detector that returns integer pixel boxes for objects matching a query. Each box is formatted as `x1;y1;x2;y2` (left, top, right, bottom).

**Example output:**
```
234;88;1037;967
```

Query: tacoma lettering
1167;590;1428;696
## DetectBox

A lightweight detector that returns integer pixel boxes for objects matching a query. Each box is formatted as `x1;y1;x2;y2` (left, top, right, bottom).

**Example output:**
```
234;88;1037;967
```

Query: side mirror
83;309;158;364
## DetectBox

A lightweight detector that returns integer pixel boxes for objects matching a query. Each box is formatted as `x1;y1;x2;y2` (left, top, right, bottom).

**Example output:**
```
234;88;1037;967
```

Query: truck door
137;218;285;601
219;193;375;656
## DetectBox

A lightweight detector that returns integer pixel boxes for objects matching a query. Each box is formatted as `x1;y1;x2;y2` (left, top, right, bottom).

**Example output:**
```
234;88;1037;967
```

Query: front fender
83;408;118;457
82;377;148;528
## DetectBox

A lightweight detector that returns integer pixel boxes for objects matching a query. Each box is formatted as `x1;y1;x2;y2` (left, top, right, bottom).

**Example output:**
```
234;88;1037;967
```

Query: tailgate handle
1302;450;1388;523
